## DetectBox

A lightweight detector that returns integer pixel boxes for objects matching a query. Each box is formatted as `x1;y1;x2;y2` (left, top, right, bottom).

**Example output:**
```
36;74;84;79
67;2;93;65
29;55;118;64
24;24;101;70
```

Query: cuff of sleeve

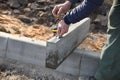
69;0;79;4
64;15;71;25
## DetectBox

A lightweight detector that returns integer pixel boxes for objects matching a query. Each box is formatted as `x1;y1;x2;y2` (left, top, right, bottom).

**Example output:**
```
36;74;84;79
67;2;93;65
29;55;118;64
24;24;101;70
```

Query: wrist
64;16;71;25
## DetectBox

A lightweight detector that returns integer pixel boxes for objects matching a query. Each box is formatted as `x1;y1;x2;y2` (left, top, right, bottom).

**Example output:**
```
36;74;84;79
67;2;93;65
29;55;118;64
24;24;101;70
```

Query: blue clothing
64;0;104;25
69;0;80;4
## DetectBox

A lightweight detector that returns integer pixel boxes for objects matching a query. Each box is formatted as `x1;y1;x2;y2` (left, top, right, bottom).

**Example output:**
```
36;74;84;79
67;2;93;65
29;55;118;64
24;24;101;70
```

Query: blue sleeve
64;0;104;25
69;0;80;4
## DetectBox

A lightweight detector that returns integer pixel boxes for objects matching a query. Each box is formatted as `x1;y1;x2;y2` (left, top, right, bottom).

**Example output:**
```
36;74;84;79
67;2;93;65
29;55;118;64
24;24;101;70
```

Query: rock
0;64;7;72
1;10;12;15
17;0;28;6
13;9;20;14
28;0;35;3
23;8;31;12
36;18;45;24
7;0;29;8
18;15;32;24
29;2;39;10
0;3;8;9
5;70;12;76
94;14;108;26
37;11;48;17
48;75;55;80
7;0;21;9
31;18;38;23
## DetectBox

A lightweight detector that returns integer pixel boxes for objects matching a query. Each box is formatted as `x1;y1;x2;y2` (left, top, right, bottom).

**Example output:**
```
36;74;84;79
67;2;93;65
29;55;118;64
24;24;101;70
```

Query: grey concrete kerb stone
57;49;101;77
46;18;90;68
0;18;90;69
6;35;47;67
0;32;8;58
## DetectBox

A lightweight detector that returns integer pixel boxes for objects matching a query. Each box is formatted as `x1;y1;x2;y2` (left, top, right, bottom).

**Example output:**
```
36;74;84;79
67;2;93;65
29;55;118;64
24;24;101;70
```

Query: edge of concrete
57;48;100;76
0;32;47;67
46;18;91;69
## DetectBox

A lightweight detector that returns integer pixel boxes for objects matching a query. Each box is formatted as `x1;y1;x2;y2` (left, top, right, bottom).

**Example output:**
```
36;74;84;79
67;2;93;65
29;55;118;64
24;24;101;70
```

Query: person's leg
95;0;120;80
95;29;120;80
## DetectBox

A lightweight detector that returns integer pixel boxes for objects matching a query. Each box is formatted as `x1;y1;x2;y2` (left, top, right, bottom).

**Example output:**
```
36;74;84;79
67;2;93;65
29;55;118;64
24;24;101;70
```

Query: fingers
58;27;67;37
57;26;61;37
58;26;66;37
52;5;59;17
57;20;69;37
52;4;64;17
57;7;63;16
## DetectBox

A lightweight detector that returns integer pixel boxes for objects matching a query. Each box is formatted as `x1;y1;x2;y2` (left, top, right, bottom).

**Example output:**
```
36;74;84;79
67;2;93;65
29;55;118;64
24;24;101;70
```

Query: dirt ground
0;14;53;41
0;59;77;80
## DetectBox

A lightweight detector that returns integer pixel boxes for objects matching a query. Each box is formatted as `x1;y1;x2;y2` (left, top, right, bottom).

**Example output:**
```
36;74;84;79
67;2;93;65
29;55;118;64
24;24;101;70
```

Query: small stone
0;64;7;72
94;15;108;26
13;9;20;14
2;10;12;15
5;70;11;76
18;0;28;6
28;0;35;3
18;15;32;23
23;8;31;12
7;0;21;8
30;2;38;9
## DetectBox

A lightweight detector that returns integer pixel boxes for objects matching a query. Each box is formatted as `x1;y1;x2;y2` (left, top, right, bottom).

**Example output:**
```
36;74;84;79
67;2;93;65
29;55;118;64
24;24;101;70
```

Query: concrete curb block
6;35;46;67
57;49;100;76
46;18;90;69
77;49;100;76
0;32;8;58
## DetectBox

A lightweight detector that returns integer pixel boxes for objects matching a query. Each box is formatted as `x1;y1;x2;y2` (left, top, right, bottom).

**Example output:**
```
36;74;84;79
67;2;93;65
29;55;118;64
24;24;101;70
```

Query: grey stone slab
0;32;8;58
46;18;90;69
79;50;100;76
57;49;100;77
0;57;4;64
57;49;82;76
6;36;46;67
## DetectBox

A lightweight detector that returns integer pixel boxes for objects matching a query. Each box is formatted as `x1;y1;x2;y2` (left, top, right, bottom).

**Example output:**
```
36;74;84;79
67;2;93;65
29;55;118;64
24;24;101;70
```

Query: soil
78;32;107;53
0;72;33;80
0;14;53;41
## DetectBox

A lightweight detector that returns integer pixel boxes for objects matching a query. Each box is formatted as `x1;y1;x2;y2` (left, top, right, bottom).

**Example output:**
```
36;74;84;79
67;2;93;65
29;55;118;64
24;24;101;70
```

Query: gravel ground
0;59;78;80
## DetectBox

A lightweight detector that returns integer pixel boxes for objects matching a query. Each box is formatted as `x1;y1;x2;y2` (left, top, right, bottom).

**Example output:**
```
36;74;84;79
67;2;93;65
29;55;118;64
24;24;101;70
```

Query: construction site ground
0;0;113;80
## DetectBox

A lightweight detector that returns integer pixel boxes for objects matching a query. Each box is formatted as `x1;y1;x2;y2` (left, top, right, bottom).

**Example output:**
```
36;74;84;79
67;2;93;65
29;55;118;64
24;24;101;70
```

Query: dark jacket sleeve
64;0;104;25
69;0;80;4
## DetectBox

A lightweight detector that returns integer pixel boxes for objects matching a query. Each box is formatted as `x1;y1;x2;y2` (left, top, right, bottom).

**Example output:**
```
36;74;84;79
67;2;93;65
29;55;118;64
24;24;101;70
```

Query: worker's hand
57;20;69;37
52;1;71;17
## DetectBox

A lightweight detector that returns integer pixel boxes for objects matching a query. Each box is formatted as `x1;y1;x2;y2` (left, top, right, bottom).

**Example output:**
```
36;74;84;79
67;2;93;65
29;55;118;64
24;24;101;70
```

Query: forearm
64;0;104;25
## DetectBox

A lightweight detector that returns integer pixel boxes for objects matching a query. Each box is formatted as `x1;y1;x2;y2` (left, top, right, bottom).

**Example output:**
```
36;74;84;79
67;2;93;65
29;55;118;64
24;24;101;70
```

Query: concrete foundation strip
0;18;90;69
